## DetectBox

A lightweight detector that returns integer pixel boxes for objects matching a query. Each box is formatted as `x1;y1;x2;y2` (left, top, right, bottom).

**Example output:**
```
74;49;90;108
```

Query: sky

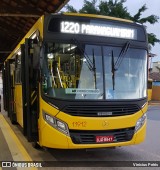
61;0;160;63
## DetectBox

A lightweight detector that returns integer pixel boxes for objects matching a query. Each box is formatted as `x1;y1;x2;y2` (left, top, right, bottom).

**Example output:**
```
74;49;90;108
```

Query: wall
152;62;160;73
152;86;160;100
153;82;160;86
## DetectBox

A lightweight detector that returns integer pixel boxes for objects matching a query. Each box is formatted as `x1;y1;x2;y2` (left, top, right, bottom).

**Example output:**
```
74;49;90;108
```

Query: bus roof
63;12;134;23
5;13;139;61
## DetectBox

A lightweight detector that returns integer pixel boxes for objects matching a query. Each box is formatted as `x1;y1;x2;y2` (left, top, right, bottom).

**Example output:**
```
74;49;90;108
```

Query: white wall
152;62;160;73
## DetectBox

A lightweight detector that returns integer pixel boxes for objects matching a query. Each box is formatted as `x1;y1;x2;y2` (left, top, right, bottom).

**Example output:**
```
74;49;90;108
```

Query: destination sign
60;21;136;39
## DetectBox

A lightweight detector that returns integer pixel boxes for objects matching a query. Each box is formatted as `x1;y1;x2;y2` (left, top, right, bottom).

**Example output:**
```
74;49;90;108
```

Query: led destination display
47;16;147;41
60;21;136;39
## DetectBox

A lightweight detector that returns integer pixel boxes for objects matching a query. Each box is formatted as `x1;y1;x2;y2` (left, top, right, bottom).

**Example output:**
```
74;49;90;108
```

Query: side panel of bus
3;16;44;143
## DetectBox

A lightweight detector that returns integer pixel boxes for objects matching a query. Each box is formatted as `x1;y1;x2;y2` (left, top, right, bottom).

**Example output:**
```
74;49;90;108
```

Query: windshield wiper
72;38;98;89
111;41;130;90
72;38;94;72
111;50;115;90
92;48;97;89
114;41;130;71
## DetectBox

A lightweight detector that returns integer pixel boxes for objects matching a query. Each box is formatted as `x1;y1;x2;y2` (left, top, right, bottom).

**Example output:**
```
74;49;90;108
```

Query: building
151;61;160;73
149;72;160;100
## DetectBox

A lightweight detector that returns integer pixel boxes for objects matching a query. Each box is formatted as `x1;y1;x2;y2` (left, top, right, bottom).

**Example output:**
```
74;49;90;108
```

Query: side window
15;52;22;84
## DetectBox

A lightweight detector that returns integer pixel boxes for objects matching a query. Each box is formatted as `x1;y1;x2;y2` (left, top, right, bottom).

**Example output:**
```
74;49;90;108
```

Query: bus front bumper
39;120;146;149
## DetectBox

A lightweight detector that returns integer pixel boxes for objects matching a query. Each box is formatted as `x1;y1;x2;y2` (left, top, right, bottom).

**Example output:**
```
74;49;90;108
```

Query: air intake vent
62;104;140;117
70;127;135;144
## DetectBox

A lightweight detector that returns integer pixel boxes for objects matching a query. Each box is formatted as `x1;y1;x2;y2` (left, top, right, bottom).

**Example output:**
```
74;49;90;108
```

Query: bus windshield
41;42;147;100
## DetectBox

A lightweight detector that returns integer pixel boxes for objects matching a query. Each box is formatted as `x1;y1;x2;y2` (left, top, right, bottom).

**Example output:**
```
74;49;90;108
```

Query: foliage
148;33;160;46
79;0;98;14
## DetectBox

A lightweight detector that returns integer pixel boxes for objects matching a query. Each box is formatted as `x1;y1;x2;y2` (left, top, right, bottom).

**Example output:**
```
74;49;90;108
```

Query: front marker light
43;112;69;136
135;113;147;133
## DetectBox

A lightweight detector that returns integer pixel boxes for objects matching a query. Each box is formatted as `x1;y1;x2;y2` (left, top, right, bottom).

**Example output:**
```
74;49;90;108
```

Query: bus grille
70;127;135;144
63;104;140;117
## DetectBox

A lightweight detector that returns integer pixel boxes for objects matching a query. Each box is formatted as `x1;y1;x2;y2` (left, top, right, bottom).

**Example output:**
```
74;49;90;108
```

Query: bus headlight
43;112;69;136
135;113;147;133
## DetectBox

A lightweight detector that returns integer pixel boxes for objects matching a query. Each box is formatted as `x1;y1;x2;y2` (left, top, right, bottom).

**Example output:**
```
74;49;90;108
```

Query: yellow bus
2;13;148;149
147;79;153;101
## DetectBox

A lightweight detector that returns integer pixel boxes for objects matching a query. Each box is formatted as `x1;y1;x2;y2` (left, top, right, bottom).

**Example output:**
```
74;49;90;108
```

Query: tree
65;0;160;46
130;4;160;46
79;0;98;14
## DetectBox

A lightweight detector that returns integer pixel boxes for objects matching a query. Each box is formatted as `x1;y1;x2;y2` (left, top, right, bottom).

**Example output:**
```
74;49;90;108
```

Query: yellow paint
64;12;133;23
0;114;38;170
3;13;147;150
39;112;146;149
14;84;23;127
147;79;153;101
147;89;152;101
31;91;36;98
38;97;147;149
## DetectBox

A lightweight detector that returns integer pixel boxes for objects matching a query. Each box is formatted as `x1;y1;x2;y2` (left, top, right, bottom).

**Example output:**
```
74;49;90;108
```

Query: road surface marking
0;114;38;170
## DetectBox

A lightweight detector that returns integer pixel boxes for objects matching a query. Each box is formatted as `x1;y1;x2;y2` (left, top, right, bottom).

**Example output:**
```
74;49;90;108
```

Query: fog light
135;113;147;132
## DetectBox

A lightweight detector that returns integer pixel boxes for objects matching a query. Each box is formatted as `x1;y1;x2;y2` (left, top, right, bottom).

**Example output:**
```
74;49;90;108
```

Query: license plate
96;135;114;143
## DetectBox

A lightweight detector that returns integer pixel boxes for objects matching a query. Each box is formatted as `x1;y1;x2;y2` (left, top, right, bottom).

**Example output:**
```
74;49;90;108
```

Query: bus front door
5;59;17;123
21;39;39;142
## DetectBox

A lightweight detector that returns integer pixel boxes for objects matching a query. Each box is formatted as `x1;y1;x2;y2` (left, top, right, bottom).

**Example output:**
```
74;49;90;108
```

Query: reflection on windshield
41;42;147;100
104;47;147;99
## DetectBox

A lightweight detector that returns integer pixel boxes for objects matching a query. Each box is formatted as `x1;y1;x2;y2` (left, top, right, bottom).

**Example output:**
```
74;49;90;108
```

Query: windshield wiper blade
72;38;94;71
114;41;130;71
111;50;115;90
92;48;97;89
